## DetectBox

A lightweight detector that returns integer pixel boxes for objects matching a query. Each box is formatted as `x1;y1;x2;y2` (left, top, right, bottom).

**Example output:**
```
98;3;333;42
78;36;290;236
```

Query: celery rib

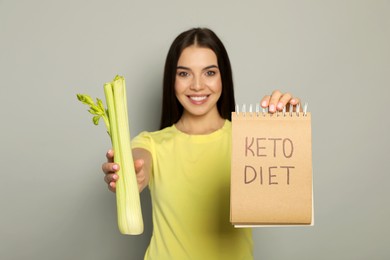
78;76;144;235
109;77;143;235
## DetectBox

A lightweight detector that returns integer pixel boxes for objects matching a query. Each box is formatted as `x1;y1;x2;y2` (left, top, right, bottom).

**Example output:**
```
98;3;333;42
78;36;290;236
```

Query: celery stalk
77;75;144;235
106;77;143;235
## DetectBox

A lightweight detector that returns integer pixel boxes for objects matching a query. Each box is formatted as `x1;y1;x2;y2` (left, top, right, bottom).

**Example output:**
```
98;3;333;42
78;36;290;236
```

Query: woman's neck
176;111;225;135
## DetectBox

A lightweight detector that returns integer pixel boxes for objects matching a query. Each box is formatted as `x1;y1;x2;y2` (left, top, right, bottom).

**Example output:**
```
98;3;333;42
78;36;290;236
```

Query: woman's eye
206;71;216;76
178;71;189;77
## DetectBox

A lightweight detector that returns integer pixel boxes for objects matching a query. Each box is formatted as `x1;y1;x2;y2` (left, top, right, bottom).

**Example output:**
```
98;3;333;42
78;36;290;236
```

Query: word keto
245;137;294;158
243;137;295;185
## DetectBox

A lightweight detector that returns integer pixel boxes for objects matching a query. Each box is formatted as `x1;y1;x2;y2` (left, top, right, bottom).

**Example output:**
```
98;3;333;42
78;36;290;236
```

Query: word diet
243;137;296;186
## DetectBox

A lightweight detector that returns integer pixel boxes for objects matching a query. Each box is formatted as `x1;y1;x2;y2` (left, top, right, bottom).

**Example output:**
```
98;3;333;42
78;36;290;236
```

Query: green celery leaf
77;94;95;106
97;98;105;112
92;115;101;125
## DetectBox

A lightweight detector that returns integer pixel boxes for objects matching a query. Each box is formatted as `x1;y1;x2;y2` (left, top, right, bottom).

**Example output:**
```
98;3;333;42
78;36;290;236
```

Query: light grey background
1;0;389;259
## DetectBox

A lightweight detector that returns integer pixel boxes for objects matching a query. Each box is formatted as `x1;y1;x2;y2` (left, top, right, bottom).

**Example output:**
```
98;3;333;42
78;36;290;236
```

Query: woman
102;28;300;259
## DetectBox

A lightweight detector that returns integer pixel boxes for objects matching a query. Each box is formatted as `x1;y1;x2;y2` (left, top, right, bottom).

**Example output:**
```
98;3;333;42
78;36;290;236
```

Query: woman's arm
102;148;152;193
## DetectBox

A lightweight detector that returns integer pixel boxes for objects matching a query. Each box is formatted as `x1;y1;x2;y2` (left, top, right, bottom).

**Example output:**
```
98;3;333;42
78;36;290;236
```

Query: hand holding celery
77;75;143;235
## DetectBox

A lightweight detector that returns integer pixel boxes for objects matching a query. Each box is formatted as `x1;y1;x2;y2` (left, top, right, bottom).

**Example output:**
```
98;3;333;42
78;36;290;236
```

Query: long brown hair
159;28;235;129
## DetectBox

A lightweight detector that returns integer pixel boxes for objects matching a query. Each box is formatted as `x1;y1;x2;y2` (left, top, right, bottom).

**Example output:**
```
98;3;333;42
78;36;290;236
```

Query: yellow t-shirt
132;120;253;260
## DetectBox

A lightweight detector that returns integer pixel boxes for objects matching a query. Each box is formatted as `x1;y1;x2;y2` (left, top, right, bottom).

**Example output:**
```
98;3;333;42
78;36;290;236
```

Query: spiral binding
235;102;308;117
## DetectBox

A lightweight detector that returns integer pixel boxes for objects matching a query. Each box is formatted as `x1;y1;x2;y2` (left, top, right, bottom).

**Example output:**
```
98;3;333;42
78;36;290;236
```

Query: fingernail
113;164;118;171
112;174;118;180
277;102;284;110
291;99;296;104
269;104;275;112
261;100;267;107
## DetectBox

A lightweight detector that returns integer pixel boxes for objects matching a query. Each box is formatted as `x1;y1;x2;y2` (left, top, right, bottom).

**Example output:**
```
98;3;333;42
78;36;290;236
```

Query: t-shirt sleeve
131;131;153;151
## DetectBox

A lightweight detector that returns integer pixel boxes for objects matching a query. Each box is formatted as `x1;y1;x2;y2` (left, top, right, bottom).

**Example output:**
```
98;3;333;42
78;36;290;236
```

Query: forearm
132;148;152;192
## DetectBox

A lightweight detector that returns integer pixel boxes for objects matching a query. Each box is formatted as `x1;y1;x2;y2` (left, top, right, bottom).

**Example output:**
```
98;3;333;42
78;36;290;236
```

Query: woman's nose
190;76;204;91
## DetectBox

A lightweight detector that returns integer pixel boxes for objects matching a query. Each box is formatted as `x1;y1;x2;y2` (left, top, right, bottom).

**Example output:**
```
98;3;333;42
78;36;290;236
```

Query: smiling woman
101;27;300;260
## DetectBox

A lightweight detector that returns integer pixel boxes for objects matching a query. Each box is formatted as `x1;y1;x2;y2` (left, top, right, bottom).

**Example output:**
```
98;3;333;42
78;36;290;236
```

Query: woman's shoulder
134;125;177;143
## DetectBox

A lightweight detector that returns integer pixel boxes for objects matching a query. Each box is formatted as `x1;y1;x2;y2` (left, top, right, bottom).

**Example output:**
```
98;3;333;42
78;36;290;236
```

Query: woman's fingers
261;90;301;113
290;97;300;106
134;159;144;174
134;159;145;184
102;149;119;174
268;90;282;112
102;162;119;174
260;95;271;108
103;149;119;193
108;181;116;192
106;149;114;163
104;173;118;192
103;152;147;193
104;173;118;184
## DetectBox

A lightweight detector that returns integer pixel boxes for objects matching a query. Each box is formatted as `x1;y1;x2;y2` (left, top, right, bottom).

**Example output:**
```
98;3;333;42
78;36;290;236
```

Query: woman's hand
102;149;149;193
101;149;118;192
260;90;300;113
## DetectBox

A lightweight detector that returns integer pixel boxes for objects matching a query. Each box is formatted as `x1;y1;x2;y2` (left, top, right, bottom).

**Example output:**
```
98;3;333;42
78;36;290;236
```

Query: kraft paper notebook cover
230;104;313;227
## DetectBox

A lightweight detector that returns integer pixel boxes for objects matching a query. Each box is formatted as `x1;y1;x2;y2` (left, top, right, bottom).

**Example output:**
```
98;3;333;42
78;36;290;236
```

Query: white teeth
190;96;207;101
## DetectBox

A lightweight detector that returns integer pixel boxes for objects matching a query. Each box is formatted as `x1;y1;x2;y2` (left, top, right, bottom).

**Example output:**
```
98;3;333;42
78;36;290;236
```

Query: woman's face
175;45;222;119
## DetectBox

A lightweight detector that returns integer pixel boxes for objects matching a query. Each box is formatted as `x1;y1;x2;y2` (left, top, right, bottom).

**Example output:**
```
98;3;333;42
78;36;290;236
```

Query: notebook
230;104;313;227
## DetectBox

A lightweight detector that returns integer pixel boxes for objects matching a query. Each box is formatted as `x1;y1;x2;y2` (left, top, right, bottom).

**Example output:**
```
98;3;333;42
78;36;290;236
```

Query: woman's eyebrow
176;65;219;70
176;66;190;70
203;65;219;70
